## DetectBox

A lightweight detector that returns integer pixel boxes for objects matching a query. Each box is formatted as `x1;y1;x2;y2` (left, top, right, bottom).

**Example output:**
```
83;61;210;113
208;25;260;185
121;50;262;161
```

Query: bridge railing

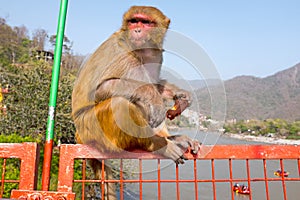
56;144;299;200
1;143;299;199
0;143;39;197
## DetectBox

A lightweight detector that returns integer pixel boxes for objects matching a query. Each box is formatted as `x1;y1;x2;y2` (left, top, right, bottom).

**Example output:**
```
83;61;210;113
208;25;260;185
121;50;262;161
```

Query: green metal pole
42;0;69;191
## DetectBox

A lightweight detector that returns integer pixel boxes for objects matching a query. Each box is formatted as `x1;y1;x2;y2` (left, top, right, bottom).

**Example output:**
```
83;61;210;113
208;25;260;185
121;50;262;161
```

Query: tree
49;34;72;53
14;25;31;63
0;61;76;143
32;29;48;50
49;35;83;69
0;18;32;64
14;25;29;40
0;18;18;64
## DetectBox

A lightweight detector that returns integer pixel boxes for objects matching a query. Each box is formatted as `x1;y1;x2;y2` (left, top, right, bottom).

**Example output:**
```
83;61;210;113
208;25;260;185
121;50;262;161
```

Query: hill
194;63;300;121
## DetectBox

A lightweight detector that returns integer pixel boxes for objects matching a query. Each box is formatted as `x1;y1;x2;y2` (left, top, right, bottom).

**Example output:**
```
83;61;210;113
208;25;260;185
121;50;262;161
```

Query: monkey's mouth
130;38;147;47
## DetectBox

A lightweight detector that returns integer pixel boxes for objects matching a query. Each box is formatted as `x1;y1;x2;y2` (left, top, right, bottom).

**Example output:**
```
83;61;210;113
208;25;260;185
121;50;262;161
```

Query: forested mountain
0;17;83;69
0;17;81;141
195;63;300;121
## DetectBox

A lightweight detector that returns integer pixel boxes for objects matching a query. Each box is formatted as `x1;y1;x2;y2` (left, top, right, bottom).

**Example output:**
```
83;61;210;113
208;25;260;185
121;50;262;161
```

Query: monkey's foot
166;135;201;164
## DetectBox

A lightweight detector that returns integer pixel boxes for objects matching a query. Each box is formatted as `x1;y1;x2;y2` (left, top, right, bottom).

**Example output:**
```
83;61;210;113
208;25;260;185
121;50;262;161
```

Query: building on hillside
34;50;54;62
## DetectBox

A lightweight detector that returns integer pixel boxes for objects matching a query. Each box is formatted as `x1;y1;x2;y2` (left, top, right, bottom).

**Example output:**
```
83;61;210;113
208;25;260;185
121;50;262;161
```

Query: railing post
41;0;69;191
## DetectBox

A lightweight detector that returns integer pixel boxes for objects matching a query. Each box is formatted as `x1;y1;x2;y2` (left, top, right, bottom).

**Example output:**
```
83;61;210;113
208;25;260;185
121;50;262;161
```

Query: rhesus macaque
72;6;200;199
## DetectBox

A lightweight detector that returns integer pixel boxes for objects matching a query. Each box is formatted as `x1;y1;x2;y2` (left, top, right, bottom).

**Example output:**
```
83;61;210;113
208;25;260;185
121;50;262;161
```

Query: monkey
72;6;200;199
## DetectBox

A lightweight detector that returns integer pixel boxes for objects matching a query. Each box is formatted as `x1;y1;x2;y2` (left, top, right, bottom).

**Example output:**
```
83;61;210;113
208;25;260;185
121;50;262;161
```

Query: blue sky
1;0;300;80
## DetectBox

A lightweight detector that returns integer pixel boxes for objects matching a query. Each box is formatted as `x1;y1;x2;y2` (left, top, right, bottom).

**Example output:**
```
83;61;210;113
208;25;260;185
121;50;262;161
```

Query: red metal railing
56;144;300;200
1;143;299;199
0;143;39;198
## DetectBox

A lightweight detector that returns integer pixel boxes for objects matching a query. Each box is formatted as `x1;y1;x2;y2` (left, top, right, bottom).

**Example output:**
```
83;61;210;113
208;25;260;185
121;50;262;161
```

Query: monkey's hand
160;135;200;164
166;90;192;120
174;90;192;106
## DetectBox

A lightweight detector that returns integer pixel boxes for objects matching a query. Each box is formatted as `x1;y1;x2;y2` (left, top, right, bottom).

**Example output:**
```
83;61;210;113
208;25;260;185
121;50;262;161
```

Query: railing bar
72;176;300;184
139;159;143;200
211;159;217;200
280;159;288;200
0;158;6;198
246;159;252;200
229;159;234;200
120;159;124;200
81;159;86;200
298;158;300;177
263;159;270;200
0;180;19;183
101;160;105;200
194;159;198;200
157;159;161;200
176;164;180;200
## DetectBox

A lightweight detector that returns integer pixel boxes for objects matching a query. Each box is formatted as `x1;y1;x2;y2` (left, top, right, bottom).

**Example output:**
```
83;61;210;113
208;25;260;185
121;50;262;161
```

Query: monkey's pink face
127;14;156;47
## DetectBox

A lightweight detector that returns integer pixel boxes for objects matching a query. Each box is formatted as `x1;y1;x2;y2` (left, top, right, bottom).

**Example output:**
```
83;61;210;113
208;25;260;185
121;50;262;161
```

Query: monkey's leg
88;159;116;200
75;116;117;199
75;135;116;200
94;97;167;150
75;97;199;199
94;97;197;164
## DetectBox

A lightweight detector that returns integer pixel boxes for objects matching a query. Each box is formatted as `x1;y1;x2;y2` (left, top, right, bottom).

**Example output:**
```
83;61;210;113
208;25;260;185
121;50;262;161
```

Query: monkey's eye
128;18;139;24
141;19;151;24
128;18;153;25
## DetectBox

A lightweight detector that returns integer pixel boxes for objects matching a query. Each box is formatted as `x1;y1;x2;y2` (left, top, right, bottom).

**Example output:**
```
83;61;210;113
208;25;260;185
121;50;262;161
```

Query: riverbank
224;133;300;145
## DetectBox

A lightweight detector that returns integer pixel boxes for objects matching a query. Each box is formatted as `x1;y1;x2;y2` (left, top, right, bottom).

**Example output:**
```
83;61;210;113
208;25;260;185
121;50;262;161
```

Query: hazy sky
1;0;300;80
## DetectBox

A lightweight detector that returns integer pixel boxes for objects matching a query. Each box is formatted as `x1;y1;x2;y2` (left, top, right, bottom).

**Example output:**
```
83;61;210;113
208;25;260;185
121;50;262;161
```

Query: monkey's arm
95;78;166;127
95;78;158;102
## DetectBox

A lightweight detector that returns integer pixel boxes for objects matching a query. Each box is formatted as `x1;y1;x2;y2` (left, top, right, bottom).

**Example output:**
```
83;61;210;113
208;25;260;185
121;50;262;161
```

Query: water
121;129;300;200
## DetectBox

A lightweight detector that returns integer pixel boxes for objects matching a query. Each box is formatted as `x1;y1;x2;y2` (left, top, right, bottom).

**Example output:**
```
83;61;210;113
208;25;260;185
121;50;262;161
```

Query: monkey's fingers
174;91;192;105
169;135;201;155
163;137;190;164
189;140;201;155
175;154;188;165
177;99;189;112
175;157;185;165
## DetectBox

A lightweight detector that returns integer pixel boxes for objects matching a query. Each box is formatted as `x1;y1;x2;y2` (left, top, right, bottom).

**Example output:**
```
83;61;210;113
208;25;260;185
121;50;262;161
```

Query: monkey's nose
134;28;142;33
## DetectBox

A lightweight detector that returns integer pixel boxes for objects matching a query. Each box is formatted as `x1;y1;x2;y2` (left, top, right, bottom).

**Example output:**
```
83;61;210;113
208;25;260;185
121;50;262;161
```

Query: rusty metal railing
56;144;300;200
0;143;298;199
0;143;39;198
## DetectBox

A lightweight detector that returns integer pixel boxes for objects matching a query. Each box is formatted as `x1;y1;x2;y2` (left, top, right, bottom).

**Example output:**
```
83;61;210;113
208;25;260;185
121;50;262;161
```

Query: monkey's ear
165;18;171;27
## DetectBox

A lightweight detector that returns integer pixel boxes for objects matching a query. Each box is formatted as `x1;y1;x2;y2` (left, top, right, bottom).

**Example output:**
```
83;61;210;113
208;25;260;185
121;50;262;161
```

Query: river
121;129;300;200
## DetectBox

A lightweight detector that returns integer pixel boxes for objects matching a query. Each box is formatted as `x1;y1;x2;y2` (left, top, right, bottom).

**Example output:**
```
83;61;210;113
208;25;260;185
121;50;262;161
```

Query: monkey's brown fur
72;6;199;199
